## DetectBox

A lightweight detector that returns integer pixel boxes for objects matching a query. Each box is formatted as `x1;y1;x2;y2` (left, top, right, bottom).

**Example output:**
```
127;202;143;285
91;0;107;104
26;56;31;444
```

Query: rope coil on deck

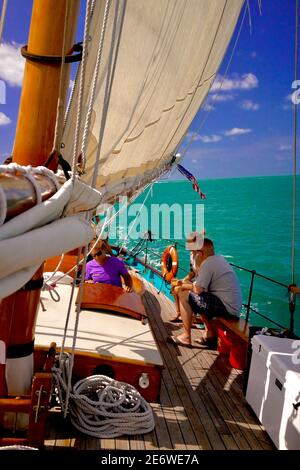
52;354;155;438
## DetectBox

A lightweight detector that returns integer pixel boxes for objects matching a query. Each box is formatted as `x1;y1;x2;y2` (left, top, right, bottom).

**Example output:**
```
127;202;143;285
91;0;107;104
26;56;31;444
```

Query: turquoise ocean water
110;175;300;336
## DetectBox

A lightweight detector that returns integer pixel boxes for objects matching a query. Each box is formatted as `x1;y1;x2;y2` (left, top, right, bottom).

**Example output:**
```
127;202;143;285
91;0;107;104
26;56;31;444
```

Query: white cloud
0;42;25;87
198;134;222;143
186;131;201;142
224;128;251;136
282;94;294;110
240;99;260;111
211;73;258;92
210;93;235;102
279;144;292;151
203;103;215;111
0;112;11;126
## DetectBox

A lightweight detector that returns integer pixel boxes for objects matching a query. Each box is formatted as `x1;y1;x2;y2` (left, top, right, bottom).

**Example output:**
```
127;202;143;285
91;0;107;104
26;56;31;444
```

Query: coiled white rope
0;164;61;226
52;354;154;438
0;163;42;204
0;163;60;191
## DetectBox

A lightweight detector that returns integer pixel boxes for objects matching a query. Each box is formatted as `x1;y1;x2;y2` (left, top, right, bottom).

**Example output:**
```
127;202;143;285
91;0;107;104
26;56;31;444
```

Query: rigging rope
81;0;112;176
292;0;298;285
62;245;88;417
0;0;8;44
71;0;92;177
63;1;97;134
118;184;154;253
52;0;70;153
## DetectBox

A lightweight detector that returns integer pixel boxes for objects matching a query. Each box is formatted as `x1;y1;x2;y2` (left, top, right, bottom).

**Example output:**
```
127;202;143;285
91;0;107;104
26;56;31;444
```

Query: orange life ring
161;245;179;282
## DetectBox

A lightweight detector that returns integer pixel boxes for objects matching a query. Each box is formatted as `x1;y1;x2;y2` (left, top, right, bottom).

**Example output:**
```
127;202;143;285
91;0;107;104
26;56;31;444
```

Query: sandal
167;335;192;348
169;317;181;323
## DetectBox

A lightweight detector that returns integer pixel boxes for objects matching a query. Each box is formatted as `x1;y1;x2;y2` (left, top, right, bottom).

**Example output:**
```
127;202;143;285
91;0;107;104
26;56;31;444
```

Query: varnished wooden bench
213;316;250;343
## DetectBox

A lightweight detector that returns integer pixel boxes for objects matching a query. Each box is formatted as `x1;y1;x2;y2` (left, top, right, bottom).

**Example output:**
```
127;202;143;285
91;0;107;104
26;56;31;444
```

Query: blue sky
0;0;299;179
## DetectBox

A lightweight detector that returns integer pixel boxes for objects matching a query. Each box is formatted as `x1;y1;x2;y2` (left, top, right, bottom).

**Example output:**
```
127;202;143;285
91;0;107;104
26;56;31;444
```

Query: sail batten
62;0;243;197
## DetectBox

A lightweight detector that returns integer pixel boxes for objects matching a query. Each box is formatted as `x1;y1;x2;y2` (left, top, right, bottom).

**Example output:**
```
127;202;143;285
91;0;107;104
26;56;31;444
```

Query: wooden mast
0;0;80;400
13;0;80;166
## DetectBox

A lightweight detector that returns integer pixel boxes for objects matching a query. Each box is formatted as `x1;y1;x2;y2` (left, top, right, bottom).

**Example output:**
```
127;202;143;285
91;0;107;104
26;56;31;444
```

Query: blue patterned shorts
188;291;229;320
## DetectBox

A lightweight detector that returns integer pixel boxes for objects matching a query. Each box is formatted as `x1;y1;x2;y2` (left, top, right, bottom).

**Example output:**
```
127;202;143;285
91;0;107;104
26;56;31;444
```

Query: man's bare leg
170;286;181;321
175;290;193;344
197;314;215;339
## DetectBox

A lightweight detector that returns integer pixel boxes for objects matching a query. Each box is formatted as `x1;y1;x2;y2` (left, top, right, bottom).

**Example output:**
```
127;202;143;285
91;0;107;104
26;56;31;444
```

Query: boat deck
44;280;274;451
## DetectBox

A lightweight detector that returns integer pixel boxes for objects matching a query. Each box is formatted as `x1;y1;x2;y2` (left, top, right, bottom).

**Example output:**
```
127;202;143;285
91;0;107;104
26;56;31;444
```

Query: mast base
0;344;56;449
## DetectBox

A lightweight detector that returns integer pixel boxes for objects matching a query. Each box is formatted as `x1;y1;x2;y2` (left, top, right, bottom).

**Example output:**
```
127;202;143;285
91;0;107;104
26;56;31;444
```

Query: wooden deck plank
221;434;240;450
129;434;146;451
151;403;173;450
86;437;100;450
43;410;60;450
143;423;158;450
100;438;116;450
114;436;130;450
161;371;199;450
160;380;187;450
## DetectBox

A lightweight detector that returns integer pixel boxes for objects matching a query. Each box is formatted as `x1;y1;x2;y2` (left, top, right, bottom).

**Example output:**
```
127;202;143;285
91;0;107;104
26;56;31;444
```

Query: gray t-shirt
194;255;242;315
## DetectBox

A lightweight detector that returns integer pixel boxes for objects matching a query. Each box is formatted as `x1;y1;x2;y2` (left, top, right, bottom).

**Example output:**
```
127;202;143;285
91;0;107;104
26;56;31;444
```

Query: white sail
62;0;243;199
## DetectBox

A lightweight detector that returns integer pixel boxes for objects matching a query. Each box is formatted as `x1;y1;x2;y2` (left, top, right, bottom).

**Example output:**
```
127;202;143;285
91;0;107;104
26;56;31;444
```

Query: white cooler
246;335;300;450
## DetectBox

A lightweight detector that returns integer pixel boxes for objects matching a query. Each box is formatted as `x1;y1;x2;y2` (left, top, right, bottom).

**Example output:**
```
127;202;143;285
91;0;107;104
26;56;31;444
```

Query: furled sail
62;0;243;201
0;171;101;298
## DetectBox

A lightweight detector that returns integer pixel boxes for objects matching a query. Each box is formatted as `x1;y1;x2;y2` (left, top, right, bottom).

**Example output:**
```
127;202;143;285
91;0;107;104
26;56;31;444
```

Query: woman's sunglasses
92;249;103;257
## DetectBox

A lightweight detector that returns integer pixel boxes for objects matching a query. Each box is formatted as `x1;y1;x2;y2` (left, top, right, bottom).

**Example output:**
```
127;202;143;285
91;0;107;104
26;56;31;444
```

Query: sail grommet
161;245;179;282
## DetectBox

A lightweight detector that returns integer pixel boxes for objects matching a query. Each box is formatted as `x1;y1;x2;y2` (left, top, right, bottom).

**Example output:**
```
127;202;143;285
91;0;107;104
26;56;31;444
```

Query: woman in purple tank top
85;240;133;292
